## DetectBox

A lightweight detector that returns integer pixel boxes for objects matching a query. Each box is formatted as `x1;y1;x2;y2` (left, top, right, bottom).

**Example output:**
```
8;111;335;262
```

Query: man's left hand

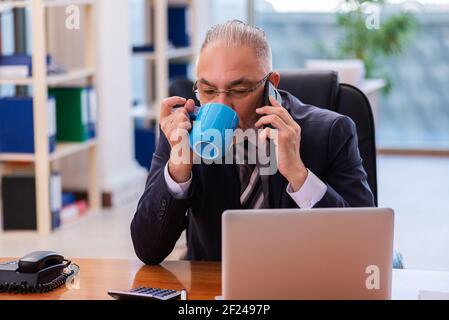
255;95;308;192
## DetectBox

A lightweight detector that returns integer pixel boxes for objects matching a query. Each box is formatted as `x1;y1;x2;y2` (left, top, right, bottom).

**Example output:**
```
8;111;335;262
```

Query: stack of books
60;192;88;226
0;54;64;78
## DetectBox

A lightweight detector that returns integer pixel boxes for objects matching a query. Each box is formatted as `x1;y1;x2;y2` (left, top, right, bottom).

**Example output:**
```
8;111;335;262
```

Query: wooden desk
1;258;448;300
0;259;220;300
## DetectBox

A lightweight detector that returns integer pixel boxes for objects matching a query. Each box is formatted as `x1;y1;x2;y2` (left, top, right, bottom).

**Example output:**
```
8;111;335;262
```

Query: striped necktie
237;141;265;209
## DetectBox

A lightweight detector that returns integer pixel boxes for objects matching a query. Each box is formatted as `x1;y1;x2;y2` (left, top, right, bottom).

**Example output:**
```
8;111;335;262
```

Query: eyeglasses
193;72;272;102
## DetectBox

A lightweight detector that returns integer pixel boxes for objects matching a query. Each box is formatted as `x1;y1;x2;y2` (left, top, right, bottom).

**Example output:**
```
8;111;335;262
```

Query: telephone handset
0;251;79;294
18;251;64;273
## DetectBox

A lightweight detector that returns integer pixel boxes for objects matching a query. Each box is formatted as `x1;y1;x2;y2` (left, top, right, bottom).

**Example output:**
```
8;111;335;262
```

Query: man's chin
237;123;257;131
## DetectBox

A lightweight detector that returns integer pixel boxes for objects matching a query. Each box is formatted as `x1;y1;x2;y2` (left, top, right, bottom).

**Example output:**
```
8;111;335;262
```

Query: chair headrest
278;69;339;111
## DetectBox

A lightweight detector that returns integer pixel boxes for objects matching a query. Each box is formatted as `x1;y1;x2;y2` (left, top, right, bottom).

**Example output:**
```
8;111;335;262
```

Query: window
254;0;449;150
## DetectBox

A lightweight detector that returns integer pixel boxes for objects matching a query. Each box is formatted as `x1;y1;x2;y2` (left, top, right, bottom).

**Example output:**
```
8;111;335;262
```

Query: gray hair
200;20;272;73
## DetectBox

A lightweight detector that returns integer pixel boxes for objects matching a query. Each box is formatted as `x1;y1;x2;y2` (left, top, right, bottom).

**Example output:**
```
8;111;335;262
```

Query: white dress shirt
164;163;327;208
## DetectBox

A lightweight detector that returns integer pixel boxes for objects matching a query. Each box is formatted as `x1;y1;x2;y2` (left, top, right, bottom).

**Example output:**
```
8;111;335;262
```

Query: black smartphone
263;80;282;107
262;80;282;129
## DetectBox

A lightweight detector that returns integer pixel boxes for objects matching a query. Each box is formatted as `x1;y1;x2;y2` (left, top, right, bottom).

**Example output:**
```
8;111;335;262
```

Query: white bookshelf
0;0;100;234
43;0;95;7
0;139;97;162
133;46;195;62
132;0;197;122
0;67;95;85
0;0;95;11
131;103;157;120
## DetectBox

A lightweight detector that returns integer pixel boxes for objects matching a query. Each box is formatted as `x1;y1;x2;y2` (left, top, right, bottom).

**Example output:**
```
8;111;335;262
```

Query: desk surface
0;258;448;300
0;259;221;300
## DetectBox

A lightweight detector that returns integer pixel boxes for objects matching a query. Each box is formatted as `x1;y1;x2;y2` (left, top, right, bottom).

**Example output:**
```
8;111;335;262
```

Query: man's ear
269;71;281;88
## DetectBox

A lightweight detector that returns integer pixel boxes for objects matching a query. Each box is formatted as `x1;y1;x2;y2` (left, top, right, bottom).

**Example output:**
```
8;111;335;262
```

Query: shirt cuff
286;169;327;209
164;162;192;199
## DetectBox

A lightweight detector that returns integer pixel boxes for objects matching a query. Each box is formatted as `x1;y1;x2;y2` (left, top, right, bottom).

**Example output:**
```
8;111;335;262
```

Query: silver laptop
222;208;394;300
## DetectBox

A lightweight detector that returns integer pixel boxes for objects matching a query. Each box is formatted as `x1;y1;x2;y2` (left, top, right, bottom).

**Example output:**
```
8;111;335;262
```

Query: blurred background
0;0;448;272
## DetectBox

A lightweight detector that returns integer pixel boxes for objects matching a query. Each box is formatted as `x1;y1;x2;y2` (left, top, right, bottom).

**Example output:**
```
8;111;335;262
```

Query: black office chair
168;73;405;268
169;76;197;101
278;69;378;206
278;70;404;267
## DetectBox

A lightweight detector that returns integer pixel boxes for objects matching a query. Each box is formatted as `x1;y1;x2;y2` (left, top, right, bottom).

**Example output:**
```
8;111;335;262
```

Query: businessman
131;20;374;265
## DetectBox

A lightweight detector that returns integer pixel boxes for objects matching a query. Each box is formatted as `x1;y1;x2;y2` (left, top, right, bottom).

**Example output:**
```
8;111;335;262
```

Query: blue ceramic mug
188;103;239;160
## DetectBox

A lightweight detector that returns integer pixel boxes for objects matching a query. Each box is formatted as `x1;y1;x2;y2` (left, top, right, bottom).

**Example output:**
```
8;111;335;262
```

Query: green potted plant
334;0;418;93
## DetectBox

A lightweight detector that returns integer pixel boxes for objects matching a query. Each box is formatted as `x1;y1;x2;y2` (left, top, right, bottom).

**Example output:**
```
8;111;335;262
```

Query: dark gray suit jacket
131;91;375;265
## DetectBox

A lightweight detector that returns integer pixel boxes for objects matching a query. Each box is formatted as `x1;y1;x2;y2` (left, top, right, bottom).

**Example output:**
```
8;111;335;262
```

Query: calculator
108;287;185;300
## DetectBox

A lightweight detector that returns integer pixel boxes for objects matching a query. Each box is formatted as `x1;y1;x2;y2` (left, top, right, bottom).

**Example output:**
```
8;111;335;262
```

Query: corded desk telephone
0;251;79;294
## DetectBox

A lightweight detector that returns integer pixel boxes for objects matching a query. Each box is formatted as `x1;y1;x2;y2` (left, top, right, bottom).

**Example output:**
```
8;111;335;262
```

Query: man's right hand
160;96;196;183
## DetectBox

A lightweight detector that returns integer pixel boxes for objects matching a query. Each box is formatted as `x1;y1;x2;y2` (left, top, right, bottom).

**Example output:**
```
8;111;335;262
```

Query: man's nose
212;92;233;107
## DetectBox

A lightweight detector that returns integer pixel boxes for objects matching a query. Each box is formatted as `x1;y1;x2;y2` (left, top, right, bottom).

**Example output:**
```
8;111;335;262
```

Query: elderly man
131;20;374;265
